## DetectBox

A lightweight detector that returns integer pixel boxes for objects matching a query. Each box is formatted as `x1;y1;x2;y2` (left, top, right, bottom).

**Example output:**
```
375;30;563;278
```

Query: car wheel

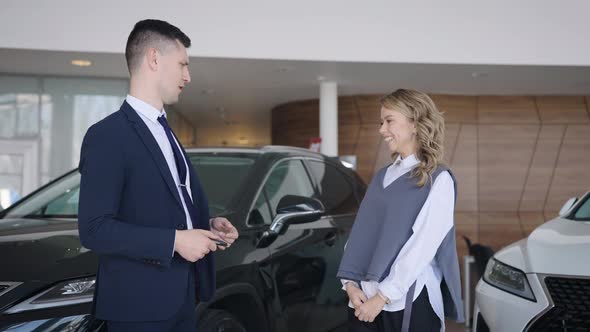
197;309;247;332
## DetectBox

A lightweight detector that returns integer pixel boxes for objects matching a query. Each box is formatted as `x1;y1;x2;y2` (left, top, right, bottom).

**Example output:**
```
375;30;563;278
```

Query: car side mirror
559;197;578;217
256;195;325;248
275;195;325;225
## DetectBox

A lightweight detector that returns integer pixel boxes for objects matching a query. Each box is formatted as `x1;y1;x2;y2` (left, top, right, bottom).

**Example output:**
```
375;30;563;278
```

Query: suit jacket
78;101;215;322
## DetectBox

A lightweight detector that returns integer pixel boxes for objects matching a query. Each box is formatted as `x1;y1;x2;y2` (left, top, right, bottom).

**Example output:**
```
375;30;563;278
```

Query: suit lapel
121;102;183;209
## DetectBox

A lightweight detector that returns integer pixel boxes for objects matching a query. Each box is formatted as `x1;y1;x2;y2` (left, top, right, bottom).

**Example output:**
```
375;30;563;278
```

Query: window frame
569;191;590;221
302;157;360;217
245;157;318;228
0;169;79;219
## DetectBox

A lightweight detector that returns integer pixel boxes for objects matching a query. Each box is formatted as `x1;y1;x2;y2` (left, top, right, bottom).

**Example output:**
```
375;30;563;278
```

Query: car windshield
2;152;257;220
187;153;257;215
573;193;590;221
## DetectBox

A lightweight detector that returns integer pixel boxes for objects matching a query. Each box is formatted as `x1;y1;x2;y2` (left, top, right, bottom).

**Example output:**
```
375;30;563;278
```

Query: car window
251;159;316;225
43;186;80;216
4;172;80;219
189;154;257;216
306;160;359;215
250;190;273;226
3;153;259;220
574;195;590;221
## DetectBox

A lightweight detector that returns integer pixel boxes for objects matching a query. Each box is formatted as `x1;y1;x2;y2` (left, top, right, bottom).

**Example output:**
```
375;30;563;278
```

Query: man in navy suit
78;19;239;332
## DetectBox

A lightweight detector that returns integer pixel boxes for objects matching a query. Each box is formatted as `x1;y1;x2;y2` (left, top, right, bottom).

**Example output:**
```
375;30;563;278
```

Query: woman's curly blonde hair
380;89;445;187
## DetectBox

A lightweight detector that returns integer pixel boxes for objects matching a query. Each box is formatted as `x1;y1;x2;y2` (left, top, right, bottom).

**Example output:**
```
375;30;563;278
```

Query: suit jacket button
177;224;186;230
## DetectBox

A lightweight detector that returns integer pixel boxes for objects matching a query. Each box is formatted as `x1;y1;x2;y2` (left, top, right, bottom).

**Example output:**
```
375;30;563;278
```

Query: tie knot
158;115;170;129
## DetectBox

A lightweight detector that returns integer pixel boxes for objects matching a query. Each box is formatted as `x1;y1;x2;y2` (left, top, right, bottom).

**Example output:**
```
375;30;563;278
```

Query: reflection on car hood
0;218;96;282
495;217;590;276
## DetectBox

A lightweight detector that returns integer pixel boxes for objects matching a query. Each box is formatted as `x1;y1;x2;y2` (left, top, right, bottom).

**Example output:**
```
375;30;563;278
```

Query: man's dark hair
125;19;191;74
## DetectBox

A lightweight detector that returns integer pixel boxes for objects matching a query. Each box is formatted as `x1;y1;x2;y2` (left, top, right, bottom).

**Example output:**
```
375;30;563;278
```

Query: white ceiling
1;48;590;127
3;1;590;66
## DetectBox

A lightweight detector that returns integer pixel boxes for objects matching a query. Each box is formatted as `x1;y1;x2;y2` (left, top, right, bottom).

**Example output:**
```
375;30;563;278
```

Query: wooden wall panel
519;125;565;211
272;100;318;149
455;212;479;259
519;212;546;236
444;124;461;165
478;96;539;124
431;95;478;123
546;125;590;212
479;213;526;250
478;125;538;211
451;125;478;212
354;126;381;182
536;96;590;123
339;96;361;125
479;224;525;251
455;212;479;230
339;124;360;156
354;95;380;124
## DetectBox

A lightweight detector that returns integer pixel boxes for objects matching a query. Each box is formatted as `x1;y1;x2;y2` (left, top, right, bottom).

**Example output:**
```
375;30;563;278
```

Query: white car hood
494;217;590;276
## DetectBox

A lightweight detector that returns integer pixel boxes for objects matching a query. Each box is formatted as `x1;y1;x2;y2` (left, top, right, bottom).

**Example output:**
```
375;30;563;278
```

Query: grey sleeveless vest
337;165;465;323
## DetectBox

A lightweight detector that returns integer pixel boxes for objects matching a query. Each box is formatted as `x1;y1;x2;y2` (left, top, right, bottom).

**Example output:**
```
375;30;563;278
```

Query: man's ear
146;47;158;71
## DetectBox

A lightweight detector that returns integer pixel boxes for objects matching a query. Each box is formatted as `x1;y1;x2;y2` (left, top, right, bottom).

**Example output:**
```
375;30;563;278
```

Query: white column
319;81;338;156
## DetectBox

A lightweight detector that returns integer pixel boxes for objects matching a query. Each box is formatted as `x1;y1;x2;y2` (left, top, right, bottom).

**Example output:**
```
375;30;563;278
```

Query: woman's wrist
345;281;359;291
376;290;390;304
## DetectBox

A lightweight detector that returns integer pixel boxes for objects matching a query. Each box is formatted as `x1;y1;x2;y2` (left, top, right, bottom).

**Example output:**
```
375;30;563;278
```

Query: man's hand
345;282;368;309
210;217;239;249
174;229;220;262
355;295;386;323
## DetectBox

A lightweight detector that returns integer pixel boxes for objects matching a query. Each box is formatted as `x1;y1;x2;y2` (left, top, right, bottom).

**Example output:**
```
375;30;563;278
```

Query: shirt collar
126;95;167;124
394;154;420;168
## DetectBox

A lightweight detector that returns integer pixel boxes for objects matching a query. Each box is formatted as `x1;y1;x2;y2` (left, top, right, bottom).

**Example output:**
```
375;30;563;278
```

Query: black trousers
348;287;441;332
107;268;197;332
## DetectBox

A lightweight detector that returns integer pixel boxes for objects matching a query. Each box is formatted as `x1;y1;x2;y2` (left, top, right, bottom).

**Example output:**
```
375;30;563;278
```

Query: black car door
251;158;342;332
304;159;360;330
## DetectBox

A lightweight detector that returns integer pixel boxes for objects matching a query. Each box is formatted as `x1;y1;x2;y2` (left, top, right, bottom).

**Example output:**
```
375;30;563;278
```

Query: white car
473;191;590;331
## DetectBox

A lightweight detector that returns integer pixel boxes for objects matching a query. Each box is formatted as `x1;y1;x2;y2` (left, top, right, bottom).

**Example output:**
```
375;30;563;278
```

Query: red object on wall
309;137;321;152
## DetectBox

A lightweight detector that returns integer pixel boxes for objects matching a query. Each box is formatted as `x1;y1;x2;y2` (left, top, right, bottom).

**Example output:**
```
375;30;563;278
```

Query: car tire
197;309;247;332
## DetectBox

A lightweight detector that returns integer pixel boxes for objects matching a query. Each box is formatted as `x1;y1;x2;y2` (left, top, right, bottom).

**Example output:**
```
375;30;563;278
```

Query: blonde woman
337;89;464;332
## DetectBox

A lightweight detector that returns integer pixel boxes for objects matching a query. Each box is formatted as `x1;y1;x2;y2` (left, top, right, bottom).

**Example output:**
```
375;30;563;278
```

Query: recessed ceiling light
275;66;295;73
471;72;488;79
71;59;92;67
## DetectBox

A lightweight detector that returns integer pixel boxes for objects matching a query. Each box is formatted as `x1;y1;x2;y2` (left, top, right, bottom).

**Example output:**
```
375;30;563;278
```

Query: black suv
0;146;366;332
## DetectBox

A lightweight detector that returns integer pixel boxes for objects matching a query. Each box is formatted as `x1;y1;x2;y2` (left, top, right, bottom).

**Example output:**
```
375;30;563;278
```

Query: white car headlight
483;258;536;302
5;277;95;314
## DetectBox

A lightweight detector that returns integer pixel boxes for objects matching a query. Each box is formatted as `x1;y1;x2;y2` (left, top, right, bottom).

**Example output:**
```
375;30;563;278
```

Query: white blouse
341;154;455;332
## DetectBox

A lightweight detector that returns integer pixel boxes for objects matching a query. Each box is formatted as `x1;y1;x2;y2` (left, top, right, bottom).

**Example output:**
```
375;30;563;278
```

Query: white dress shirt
126;95;194;235
342;154;455;332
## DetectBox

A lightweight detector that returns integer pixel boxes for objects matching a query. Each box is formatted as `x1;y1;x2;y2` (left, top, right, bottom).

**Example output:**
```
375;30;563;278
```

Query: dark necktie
157;115;199;229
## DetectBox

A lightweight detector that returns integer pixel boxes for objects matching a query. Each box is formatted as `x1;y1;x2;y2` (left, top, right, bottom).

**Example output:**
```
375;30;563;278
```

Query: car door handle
324;232;337;247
